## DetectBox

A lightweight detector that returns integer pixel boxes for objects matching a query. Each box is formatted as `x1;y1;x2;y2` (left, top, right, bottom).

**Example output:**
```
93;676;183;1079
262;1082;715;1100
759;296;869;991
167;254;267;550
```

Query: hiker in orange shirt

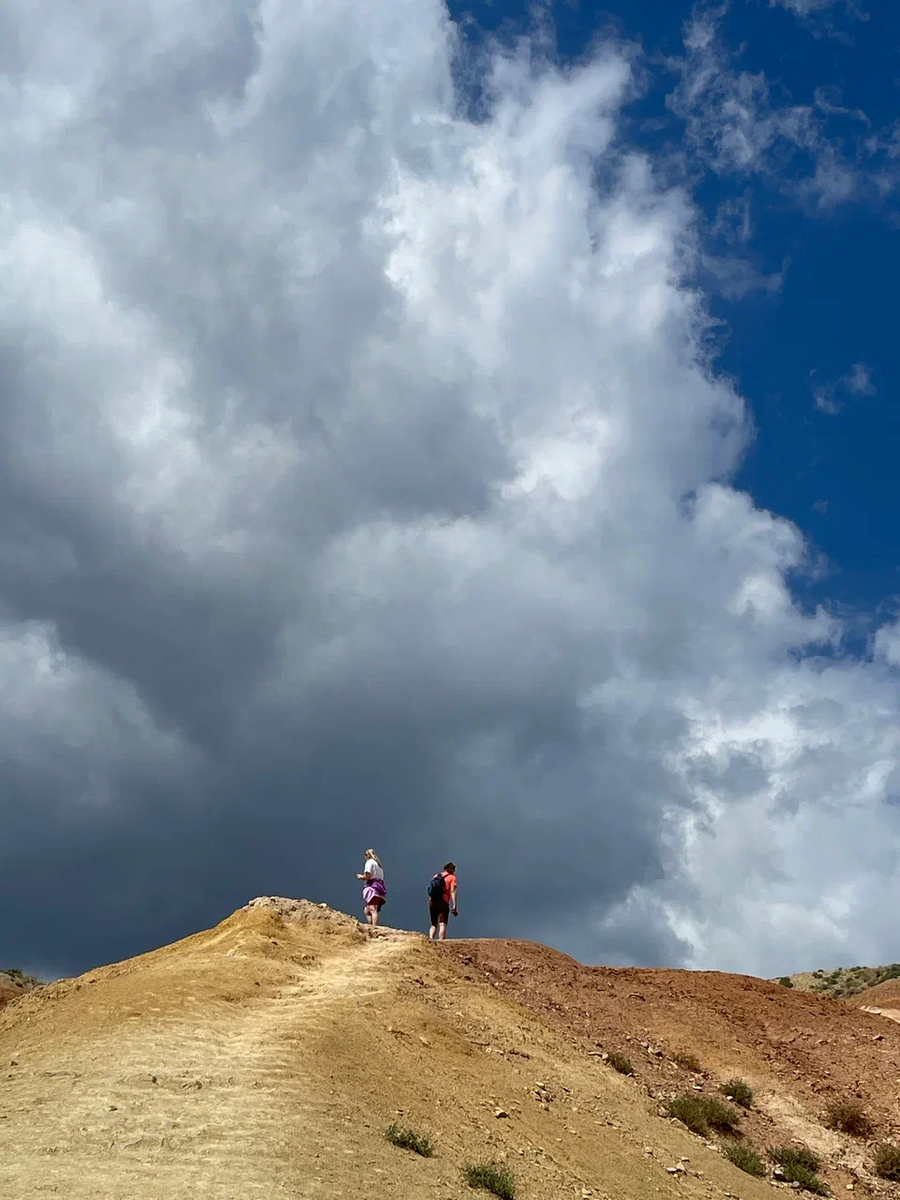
427;862;458;941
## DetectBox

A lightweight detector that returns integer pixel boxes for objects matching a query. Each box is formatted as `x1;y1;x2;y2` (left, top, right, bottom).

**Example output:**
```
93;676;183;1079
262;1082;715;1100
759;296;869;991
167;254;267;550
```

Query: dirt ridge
1;901;899;1199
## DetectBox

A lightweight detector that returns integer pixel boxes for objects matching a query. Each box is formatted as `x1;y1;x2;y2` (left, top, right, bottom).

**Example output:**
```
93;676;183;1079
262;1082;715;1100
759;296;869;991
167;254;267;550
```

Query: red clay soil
446;939;900;1139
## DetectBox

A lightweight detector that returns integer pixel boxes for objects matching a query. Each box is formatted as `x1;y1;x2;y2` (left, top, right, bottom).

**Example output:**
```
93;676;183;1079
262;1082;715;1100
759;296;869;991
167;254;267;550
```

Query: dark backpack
427;873;445;900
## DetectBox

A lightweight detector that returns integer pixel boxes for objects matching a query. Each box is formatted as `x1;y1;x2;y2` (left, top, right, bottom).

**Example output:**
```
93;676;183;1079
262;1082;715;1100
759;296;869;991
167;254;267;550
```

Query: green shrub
385;1124;434;1157
720;1078;753;1109
463;1163;516;1200
873;1143;900;1182
0;967;41;988
723;1140;765;1177
674;1051;702;1072
607;1052;634;1076
665;1094;741;1136
769;1146;828;1194
769;1146;821;1173
778;976;794;988
824;1098;873;1139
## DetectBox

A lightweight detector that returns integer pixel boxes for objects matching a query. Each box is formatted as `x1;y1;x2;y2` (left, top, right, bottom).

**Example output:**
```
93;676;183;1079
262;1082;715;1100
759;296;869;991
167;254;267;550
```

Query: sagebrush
665;1094;741;1136
385;1124;434;1157
824;1098;873;1139
723;1140;765;1177
769;1146;821;1173
768;1146;827;1195
463;1163;516;1200
873;1143;900;1182
607;1052;634;1076
720;1078;753;1109
674;1051;702;1072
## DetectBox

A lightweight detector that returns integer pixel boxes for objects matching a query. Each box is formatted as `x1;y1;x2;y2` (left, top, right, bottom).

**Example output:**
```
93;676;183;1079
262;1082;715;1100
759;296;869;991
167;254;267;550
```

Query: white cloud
772;0;841;14
813;361;876;413
1;0;899;978
669;7;884;213
770;0;869;30
846;361;876;396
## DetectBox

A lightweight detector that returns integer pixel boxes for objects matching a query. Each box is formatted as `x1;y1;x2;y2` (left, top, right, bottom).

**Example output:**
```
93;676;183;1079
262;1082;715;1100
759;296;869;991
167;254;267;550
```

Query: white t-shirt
364;858;384;881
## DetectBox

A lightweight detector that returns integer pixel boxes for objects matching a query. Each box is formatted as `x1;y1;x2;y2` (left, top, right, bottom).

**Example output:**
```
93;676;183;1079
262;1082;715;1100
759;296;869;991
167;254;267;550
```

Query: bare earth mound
856;978;900;1008
2;903;899;1199
0;970;40;1012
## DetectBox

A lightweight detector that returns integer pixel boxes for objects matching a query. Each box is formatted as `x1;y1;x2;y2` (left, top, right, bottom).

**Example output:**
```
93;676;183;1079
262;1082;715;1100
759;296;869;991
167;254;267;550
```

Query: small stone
495;1108;509;1118
418;1036;430;1046
108;1105;118;1111
644;1147;654;1155
846;1187;854;1192
10;1060;18;1067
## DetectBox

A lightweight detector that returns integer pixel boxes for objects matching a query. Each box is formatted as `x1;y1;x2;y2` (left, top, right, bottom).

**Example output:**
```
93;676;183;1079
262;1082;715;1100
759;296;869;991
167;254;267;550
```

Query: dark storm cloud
2;0;900;982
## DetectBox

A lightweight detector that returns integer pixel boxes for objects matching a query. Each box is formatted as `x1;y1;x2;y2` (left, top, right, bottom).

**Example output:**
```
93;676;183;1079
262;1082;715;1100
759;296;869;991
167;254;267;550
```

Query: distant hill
0;969;42;1011
776;963;900;999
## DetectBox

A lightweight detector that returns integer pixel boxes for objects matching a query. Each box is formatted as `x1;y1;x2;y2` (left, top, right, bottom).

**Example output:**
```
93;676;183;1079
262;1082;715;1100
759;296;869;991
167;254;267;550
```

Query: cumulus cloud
2;0;900;980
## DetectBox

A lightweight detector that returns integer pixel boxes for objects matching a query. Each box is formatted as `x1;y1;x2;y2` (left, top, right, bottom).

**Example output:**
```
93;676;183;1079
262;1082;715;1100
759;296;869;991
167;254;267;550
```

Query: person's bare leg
438;919;448;941
429;923;437;940
371;905;381;928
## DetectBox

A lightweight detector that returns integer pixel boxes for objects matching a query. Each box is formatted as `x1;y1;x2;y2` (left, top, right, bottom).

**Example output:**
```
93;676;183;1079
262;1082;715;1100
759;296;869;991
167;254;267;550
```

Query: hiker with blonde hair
356;848;386;927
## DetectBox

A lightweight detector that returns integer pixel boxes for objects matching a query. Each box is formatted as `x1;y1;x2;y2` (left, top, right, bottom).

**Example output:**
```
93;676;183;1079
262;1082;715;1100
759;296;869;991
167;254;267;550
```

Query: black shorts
429;899;450;925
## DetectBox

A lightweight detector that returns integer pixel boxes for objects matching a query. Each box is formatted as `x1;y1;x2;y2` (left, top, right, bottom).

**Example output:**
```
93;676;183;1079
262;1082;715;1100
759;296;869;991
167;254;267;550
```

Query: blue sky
450;0;899;613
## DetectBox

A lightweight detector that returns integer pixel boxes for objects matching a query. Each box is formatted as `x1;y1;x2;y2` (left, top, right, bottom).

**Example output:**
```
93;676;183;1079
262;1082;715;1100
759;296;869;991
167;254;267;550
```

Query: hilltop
1;899;899;1200
778;966;900;1001
0;968;40;1010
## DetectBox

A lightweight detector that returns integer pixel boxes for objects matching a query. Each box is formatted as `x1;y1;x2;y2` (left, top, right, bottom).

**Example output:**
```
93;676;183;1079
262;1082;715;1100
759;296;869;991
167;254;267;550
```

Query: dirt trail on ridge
2;902;899;1200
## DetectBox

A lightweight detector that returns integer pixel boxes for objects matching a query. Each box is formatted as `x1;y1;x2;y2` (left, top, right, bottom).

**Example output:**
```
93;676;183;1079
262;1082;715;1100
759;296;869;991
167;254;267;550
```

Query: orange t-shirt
442;873;457;904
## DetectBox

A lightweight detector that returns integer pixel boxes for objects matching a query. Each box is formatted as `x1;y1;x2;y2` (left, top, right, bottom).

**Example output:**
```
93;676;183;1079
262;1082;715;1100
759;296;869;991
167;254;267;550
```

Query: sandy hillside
0;973;25;1010
1;901;899;1200
780;967;900;1001
856;978;900;1008
855;978;900;1026
0;970;39;1011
